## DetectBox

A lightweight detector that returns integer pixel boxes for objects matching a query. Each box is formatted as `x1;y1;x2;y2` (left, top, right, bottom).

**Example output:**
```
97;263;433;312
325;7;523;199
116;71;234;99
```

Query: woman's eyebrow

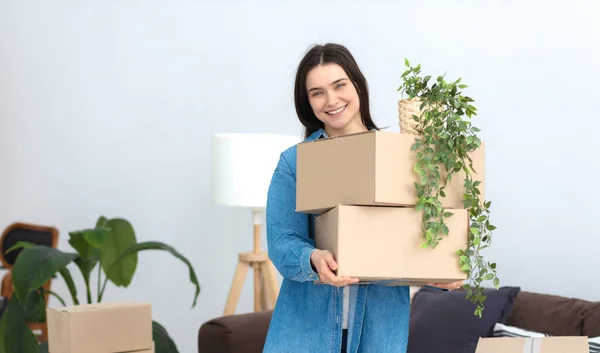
308;78;348;93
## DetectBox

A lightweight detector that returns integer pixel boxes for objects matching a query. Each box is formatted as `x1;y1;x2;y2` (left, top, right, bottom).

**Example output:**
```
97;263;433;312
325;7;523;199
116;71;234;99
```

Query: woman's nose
326;93;340;106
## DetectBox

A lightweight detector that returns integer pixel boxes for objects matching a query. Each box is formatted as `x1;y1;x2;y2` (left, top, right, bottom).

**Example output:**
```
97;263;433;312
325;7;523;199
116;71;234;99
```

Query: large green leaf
69;231;100;303
2;297;39;353
38;342;49;353
23;290;46;323
58;267;79;305
102;241;200;307
0;305;7;353
100;218;137;287
11;245;78;305
152;321;179;353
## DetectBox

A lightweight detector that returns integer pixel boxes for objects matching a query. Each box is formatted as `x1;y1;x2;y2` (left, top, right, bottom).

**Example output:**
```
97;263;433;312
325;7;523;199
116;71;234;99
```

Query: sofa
197;286;600;353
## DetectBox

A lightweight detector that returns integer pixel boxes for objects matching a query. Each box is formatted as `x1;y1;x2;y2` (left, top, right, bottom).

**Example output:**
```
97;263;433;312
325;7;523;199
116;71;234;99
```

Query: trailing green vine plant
397;58;499;318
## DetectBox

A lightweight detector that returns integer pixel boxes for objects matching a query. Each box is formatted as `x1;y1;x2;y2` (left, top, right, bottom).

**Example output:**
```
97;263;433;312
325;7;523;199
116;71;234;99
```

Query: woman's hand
425;280;465;291
310;249;359;287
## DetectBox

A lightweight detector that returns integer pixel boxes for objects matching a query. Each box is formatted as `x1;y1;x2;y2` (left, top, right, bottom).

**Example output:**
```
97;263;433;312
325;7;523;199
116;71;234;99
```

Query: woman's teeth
327;106;346;115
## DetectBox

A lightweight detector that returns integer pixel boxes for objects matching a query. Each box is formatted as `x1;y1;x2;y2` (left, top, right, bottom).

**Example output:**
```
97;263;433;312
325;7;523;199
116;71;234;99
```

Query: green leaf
23;290;47;323
153;321;179;353
69;231;100;296
83;227;109;249
0;311;6;353
39;342;49;353
68;232;94;259
443;212;454;217
404;58;410;67
105;241;200;308
11;245;77;305
470;227;480;236
58;267;79;305
1;297;39;353
483;273;494;280
493;277;500;289
101;218;138;287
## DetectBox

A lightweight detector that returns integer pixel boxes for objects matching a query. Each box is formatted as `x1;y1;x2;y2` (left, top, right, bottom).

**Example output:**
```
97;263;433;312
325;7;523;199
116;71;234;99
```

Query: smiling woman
262;43;462;353
293;43;379;139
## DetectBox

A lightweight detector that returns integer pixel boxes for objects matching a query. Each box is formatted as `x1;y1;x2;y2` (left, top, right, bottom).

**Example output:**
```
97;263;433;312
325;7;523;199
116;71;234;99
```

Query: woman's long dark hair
294;43;379;139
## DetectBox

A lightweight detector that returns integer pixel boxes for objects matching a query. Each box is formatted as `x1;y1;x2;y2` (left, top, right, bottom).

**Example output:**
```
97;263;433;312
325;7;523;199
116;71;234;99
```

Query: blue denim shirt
263;128;428;353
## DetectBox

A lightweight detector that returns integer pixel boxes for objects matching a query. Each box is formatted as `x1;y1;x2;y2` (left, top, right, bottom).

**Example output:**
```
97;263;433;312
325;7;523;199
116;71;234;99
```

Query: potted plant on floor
0;215;200;353
397;59;499;318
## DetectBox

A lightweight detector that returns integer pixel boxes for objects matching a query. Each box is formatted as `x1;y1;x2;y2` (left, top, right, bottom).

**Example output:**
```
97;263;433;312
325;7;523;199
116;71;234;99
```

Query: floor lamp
211;132;301;316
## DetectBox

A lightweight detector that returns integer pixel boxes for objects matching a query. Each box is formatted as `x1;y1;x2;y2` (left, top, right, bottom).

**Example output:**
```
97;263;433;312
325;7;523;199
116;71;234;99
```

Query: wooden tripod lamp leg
223;260;250;316
223;209;280;316
253;211;261;312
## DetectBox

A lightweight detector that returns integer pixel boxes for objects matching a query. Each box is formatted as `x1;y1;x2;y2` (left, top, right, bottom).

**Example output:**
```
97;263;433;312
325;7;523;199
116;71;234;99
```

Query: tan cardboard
474;336;590;353
296;130;485;214
314;205;468;285
130;342;155;353
47;300;153;353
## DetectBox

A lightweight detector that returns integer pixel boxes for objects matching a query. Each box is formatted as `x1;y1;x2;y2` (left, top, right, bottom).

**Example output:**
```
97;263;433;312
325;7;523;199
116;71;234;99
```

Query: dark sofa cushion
582;302;600;337
407;286;520;353
197;310;273;353
507;291;595;336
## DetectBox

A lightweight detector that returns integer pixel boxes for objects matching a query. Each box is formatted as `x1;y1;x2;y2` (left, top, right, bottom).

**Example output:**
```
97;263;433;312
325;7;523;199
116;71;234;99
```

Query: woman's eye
311;91;322;97
336;83;345;89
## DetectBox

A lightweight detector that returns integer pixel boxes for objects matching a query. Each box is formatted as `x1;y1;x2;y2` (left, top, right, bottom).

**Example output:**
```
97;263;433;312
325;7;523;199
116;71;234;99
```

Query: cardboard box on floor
314;205;469;285
296;130;485;214
47;300;154;353
475;336;590;353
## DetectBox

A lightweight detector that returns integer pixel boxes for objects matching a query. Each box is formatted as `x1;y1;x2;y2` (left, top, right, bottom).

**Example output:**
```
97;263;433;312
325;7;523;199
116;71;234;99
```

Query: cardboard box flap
117;341;155;353
475;337;590;353
53;300;147;313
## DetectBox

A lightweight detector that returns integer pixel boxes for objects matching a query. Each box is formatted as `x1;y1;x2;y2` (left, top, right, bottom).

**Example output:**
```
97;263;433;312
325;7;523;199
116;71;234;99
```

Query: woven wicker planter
397;98;423;135
398;98;445;135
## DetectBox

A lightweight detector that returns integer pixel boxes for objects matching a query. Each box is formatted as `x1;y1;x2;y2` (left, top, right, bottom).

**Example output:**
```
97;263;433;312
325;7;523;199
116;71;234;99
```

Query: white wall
1;0;599;351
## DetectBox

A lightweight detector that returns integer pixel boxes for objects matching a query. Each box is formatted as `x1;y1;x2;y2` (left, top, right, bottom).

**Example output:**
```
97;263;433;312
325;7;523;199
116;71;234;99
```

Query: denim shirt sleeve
266;151;319;282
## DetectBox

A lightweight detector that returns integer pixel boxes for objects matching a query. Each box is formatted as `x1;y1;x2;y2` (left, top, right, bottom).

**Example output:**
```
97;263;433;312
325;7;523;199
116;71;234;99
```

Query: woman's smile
325;105;347;117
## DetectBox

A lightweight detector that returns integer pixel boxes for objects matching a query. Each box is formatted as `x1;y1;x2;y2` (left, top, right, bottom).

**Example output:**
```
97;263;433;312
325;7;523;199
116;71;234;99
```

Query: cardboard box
47;300;153;353
296;130;485;214
135;342;155;353
314;205;468;284
475;336;590;353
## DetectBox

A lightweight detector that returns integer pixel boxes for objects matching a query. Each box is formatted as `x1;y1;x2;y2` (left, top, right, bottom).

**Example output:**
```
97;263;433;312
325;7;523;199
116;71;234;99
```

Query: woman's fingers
318;258;359;287
426;281;464;290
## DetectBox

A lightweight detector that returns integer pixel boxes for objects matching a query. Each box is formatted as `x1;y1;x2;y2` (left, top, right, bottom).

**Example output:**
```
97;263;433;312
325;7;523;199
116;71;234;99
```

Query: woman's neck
325;121;368;138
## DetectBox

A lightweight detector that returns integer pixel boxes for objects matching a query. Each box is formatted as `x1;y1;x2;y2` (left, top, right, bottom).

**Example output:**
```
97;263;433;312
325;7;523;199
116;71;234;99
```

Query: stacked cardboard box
474;336;590;353
46;300;154;353
296;130;485;285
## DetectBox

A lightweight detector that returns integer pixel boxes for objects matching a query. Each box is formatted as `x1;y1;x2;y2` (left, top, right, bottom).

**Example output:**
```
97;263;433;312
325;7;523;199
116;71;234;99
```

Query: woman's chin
323;115;348;128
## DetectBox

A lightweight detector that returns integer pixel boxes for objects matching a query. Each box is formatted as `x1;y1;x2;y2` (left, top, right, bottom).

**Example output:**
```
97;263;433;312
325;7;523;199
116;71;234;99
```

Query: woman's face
305;63;364;137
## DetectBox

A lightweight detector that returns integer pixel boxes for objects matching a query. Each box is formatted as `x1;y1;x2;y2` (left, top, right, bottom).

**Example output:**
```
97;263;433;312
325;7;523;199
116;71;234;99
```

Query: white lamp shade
211;133;302;209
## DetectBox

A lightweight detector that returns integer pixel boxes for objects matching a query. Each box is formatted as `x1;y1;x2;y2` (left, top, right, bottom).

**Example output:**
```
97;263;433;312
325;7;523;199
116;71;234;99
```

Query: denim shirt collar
305;128;328;142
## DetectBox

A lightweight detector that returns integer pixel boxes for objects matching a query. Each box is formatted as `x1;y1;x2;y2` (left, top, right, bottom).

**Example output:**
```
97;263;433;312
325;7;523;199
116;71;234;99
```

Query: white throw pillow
493;323;600;352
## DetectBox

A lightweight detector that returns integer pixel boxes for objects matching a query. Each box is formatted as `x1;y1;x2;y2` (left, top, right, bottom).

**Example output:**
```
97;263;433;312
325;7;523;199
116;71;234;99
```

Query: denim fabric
263;128;418;353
